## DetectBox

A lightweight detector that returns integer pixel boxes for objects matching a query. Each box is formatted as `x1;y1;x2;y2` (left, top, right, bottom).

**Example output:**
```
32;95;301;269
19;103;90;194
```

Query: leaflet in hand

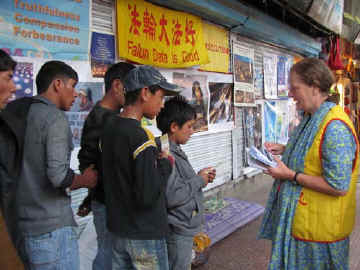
160;133;170;155
246;146;277;170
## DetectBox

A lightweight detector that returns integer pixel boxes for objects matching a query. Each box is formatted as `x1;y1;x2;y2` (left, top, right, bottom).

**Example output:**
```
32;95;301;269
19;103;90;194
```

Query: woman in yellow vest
258;58;359;270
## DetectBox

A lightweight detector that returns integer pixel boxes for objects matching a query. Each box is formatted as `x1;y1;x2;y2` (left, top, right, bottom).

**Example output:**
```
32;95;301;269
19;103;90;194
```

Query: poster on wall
232;42;255;106
116;0;209;68
263;100;290;144
90;32;115;78
242;104;262;166
263;53;278;99
10;62;34;101
277;55;291;97
288;99;303;137
200;22;230;73
208;82;234;129
66;82;104;147
0;0;90;60
173;72;209;132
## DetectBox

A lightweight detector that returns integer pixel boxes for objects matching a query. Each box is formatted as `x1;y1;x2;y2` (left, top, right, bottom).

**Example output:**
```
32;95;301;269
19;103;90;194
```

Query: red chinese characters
143;8;156;40
185;18;196;46
159;14;170;46
172;19;183;46
128;4;141;35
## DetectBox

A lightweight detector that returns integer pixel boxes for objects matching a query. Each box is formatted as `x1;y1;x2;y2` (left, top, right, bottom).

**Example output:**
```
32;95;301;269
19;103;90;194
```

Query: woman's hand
264;156;295;180
264;142;286;155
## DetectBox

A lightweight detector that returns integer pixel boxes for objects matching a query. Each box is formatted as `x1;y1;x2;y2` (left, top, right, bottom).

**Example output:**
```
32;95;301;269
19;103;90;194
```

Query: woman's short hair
290;58;335;94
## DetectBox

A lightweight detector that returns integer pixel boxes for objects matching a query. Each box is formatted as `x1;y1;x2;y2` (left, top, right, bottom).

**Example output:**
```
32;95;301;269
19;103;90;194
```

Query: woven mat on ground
203;197;265;246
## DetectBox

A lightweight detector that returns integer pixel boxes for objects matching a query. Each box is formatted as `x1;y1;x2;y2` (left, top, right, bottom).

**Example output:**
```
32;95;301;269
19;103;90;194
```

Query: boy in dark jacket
102;65;180;269
156;96;216;270
77;62;135;270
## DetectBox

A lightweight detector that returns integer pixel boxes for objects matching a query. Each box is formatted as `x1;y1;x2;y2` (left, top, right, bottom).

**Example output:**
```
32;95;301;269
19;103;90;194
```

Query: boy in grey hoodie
157;96;216;270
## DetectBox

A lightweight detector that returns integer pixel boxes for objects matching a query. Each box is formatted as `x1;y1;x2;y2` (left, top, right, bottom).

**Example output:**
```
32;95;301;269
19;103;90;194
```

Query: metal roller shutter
182;131;233;190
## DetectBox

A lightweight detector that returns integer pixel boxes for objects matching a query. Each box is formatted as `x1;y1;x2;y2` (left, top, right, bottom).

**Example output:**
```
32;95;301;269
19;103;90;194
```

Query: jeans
92;200;112;270
112;235;169;270
18;226;79;270
166;233;193;270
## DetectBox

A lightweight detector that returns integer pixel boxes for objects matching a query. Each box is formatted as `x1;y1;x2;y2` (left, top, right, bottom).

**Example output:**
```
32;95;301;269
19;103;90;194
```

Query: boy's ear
170;122;179;133
140;87;151;102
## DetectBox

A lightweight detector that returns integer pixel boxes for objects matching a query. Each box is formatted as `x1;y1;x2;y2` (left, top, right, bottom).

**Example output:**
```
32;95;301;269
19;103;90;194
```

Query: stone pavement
197;174;360;270
1;174;360;269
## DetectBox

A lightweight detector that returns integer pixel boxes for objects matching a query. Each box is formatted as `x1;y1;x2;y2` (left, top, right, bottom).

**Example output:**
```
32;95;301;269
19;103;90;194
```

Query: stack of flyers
247;146;277;170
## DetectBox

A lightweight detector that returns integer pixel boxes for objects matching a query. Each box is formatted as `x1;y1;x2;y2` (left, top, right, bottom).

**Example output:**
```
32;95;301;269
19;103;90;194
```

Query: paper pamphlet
247;146;277;170
160;133;170;155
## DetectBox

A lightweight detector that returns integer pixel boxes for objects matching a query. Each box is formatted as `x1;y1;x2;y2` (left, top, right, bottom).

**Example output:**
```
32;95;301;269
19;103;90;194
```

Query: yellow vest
292;105;359;243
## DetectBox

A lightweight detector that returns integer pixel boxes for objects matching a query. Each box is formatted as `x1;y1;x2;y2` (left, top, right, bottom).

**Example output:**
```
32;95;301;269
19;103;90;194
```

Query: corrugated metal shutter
91;0;115;34
181;131;233;191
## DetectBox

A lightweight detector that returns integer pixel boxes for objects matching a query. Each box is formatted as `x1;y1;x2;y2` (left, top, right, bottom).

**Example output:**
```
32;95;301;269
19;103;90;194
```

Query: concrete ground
197;174;360;270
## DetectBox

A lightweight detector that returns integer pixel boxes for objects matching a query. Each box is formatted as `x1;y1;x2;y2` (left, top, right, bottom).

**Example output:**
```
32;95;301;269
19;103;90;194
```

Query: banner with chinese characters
0;0;90;60
200;22;230;73
116;0;209;68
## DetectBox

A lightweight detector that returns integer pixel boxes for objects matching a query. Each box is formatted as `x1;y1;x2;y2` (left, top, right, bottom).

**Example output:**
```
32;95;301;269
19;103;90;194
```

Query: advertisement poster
263;100;290;144
10;62;34;101
0;0;90;60
263;53;278;99
243;105;262;166
116;0;209;68
208;82;233;125
200;22;230;73
277;55;291;97
90;32;115;78
232;42;255;106
66;82;104;146
173;72;209;132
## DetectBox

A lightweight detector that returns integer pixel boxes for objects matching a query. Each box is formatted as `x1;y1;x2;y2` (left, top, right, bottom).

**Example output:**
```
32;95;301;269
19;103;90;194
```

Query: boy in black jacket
77;62;135;270
102;65;180;269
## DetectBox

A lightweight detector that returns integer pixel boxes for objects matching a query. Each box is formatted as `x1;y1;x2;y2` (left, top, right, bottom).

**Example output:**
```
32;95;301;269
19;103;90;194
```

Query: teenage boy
156;96;216;270
10;61;97;269
101;65;180;269
77;62;135;270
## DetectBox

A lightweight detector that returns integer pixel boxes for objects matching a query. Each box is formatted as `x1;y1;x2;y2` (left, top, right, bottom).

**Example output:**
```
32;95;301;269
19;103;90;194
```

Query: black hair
0;49;16;72
36;61;78;94
156;95;196;134
124;84;161;106
104;62;135;93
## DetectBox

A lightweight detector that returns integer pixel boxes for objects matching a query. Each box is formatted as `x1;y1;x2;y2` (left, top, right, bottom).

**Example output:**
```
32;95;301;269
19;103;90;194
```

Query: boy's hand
198;167;217;185
77;195;92;217
82;165;98;188
158;151;174;166
207;167;216;183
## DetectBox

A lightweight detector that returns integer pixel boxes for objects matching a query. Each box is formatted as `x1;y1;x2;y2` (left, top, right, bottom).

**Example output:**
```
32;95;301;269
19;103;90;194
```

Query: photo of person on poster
209;82;234;124
79;88;94;112
173;72;209;132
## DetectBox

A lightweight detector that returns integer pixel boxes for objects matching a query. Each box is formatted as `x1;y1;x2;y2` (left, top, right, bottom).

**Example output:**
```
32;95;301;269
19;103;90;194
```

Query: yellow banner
200;22;230;73
116;0;209;68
